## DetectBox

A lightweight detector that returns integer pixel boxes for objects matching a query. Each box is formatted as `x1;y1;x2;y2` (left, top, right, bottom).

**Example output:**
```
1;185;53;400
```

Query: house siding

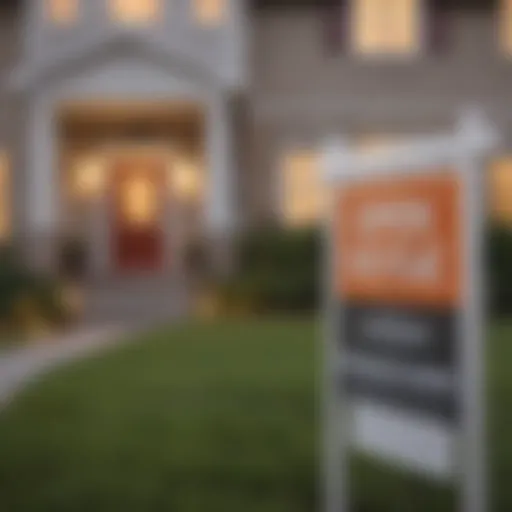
246;7;512;223
1;2;510;236
0;4;26;243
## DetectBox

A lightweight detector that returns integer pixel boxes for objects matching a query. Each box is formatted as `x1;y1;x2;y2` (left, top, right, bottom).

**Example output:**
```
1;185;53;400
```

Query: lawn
0;317;511;512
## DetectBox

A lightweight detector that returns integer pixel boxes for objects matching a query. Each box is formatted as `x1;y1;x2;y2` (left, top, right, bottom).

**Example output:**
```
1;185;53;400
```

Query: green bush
488;223;512;317
0;245;69;334
59;236;87;279
217;226;320;313
217;222;512;317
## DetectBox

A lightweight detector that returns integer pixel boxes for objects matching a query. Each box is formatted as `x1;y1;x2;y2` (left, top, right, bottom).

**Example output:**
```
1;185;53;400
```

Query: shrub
488;222;512;317
0;245;71;337
215;226;320;314
59;236;87;279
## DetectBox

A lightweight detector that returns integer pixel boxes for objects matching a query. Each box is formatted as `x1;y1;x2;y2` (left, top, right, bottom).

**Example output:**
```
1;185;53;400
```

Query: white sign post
321;111;497;512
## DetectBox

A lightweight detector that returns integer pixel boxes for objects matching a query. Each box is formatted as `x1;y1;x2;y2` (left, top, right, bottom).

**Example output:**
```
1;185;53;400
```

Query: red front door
110;158;166;273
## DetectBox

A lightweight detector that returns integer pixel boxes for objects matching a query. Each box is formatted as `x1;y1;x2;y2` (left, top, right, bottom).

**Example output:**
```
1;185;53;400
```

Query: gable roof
9;29;222;95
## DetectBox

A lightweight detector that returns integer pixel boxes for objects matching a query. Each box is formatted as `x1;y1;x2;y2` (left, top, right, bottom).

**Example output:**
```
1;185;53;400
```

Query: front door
110;157;166;273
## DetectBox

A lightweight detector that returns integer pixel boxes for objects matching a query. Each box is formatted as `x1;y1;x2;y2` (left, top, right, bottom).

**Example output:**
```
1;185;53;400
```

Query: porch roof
9;30;222;95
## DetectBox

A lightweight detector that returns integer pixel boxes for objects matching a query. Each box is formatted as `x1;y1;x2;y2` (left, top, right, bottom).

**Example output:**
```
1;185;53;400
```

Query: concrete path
0;325;127;410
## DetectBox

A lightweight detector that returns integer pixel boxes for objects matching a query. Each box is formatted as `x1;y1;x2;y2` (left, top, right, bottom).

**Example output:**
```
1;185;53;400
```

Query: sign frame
321;110;498;512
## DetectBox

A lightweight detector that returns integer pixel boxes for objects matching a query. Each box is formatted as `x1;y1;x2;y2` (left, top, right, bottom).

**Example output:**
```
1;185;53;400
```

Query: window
351;0;422;56
110;0;160;25
501;0;512;55
280;149;326;227
71;156;105;200
0;153;10;240
279;137;401;226
46;0;79;25
490;158;512;222
194;0;227;27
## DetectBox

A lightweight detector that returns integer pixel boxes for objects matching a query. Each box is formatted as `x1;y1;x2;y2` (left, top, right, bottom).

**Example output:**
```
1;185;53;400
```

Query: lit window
170;158;204;202
490;158;512;222
46;0;79;25
71;157;105;199
501;0;512;55
110;0;160;25
194;0;227;26
351;0;422;56
280;150;327;227
0;153;10;240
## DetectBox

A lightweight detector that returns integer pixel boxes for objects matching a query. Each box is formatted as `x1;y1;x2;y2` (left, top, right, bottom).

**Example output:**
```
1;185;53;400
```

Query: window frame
490;156;512;221
500;0;512;57
349;0;426;60
276;142;327;228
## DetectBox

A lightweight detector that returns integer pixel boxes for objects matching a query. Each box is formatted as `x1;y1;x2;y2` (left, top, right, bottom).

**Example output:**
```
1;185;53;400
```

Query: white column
26;94;59;270
205;96;235;236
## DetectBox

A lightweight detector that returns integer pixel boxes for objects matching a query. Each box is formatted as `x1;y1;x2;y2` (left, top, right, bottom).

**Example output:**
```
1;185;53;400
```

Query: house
0;0;509;287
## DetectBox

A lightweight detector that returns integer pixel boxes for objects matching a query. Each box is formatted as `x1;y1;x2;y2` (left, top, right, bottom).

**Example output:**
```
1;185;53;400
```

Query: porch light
171;158;203;201
72;157;105;199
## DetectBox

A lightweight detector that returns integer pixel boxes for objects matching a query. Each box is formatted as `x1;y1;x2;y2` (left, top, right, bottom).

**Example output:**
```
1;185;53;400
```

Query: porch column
25;95;59;273
205;96;236;273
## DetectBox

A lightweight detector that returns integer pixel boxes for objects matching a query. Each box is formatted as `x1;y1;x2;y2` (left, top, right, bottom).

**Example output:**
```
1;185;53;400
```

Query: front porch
57;101;207;281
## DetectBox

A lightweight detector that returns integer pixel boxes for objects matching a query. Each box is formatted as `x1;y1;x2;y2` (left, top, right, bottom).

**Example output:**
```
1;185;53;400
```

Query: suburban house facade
0;0;510;284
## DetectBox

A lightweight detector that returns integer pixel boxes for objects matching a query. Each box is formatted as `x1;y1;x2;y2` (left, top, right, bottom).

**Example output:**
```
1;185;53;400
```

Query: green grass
0;317;511;511
0;318;317;512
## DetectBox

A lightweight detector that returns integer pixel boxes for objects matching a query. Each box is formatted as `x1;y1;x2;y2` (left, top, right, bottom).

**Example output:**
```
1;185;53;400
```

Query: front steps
80;277;191;326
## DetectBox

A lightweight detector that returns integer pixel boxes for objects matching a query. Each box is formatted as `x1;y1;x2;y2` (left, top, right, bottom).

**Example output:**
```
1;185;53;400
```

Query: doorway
110;156;167;273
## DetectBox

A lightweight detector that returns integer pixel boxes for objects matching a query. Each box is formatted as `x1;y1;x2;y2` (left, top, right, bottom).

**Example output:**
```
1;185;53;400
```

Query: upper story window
46;0;79;25
194;0;227;27
501;0;512;55
110;0;161;25
351;0;423;56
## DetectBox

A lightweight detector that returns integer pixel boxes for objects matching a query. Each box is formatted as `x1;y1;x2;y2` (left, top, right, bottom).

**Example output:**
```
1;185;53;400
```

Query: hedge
215;222;512;317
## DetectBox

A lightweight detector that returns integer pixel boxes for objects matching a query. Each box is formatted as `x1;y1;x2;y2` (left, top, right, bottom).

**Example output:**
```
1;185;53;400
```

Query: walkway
0;325;126;410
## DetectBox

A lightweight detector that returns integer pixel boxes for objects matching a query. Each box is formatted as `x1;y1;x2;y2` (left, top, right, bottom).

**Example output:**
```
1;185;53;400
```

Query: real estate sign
322;112;497;512
336;172;461;474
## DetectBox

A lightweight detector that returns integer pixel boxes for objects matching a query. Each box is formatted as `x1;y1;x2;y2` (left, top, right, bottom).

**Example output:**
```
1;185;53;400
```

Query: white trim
322;111;498;182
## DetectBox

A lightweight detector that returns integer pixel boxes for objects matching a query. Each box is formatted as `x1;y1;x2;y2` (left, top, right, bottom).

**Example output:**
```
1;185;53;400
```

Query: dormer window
46;0;79;25
351;0;422;57
194;0;227;27
110;0;160;25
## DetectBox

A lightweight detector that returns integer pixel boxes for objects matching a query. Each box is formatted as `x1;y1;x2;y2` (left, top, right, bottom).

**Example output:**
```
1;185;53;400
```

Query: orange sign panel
335;172;461;307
